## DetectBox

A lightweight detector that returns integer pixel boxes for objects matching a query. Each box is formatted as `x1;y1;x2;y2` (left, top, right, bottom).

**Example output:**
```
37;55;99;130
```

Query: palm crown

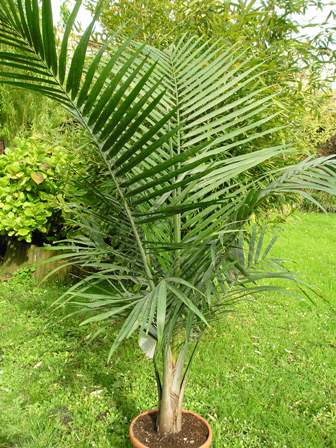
0;0;335;436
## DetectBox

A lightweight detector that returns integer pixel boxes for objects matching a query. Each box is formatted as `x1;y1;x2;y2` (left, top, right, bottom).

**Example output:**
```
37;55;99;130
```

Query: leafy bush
0;137;76;243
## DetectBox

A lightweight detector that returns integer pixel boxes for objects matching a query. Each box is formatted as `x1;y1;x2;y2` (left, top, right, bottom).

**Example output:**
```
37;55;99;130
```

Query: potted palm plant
1;1;335;446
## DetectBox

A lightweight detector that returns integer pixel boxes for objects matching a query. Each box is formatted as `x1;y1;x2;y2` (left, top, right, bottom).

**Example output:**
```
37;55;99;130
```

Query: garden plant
0;77;96;248
0;1;336;446
0;137;74;243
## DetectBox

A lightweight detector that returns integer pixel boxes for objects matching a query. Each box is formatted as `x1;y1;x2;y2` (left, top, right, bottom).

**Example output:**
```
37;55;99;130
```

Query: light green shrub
0;137;74;243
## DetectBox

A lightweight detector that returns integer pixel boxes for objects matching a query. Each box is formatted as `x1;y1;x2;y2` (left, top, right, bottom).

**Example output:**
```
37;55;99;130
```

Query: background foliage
0;86;68;142
85;0;336;158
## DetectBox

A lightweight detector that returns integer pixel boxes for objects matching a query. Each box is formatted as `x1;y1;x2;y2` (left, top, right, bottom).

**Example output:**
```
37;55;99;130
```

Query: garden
0;1;336;447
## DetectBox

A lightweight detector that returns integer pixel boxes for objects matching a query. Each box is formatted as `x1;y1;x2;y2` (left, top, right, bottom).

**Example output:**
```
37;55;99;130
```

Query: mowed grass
0;212;335;448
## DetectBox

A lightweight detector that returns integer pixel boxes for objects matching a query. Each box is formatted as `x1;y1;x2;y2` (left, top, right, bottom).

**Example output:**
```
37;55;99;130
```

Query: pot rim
129;409;212;448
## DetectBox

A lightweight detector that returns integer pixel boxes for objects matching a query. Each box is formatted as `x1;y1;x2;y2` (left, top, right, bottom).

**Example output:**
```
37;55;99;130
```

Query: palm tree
0;0;335;438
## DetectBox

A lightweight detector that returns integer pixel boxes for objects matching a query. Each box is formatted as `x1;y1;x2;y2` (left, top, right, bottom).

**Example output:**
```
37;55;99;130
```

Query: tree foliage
86;0;335;52
86;0;336;156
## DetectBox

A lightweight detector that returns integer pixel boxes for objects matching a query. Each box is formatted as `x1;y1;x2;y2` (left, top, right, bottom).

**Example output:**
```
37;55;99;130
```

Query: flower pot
129;409;212;448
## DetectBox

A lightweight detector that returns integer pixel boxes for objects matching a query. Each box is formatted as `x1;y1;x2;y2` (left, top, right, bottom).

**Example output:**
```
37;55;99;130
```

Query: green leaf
156;280;167;346
167;284;208;326
41;0;57;74
66;19;96;99
59;0;82;84
80;304;134;326
27;0;44;59
31;172;45;184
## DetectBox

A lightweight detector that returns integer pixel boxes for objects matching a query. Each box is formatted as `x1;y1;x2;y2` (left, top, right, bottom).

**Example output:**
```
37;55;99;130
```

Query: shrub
0;137;76;243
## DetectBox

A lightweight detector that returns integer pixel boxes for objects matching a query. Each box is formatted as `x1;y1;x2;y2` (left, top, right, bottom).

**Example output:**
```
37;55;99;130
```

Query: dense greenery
86;0;335;52
1;213;335;447
0;85;66;142
0;86;96;243
0;55;93;244
0;137;80;243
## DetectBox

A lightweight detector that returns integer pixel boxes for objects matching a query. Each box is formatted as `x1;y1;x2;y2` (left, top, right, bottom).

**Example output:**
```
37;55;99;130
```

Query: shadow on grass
1;281;147;447
0;434;20;448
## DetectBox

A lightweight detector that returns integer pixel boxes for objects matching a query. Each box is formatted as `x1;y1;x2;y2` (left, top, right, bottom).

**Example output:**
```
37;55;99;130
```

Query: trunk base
129;410;212;448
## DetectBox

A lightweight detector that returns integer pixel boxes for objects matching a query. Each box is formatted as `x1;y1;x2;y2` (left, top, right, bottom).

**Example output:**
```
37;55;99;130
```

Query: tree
85;0;335;52
0;0;335;438
86;0;336;158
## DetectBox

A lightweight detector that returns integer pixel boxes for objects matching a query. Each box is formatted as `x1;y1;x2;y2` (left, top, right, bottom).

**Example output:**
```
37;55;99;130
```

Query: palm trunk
157;347;187;435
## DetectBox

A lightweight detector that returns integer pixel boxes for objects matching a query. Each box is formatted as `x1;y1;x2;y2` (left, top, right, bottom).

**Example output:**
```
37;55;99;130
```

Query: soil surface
133;412;209;448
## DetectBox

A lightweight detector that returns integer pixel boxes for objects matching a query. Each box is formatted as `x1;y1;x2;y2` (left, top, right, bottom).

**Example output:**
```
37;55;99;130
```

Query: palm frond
259;156;336;205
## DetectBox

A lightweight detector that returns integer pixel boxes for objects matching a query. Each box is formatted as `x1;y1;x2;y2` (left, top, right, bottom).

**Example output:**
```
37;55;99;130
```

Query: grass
0;212;335;448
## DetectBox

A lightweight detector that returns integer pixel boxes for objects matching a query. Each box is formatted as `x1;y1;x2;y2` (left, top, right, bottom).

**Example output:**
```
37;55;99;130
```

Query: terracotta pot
129;409;212;448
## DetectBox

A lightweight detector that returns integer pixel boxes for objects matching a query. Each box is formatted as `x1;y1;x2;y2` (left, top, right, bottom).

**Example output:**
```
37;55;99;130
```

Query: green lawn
0;212;335;448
